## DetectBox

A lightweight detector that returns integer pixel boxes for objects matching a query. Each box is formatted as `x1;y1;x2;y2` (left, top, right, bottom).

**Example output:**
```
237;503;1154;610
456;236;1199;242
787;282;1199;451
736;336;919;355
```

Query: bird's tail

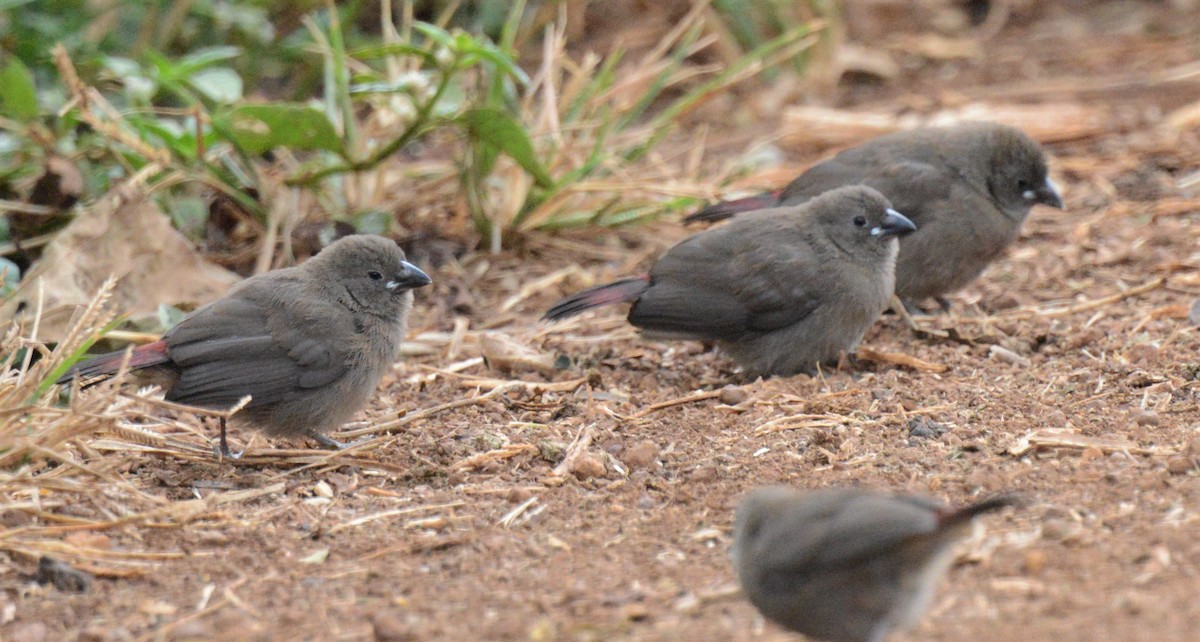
543;277;651;321
55;339;171;386
682;190;783;224
937;494;1022;530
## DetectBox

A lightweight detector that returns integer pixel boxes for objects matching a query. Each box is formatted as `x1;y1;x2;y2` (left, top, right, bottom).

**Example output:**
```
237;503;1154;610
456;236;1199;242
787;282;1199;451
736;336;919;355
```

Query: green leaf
213;104;342;155
351;42;436;63
458;108;552;189
0;257;20;294
352;210;392;236
0;57;38;122
176;46;242;74
190;67;243;104
414;22;455;49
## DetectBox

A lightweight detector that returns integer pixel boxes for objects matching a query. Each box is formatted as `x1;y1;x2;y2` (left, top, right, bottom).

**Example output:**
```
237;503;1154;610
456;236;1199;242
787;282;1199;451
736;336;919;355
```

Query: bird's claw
309;432;370;450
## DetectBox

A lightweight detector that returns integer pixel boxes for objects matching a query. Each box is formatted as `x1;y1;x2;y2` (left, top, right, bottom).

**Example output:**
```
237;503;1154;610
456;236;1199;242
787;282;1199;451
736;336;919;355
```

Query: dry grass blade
855;346;949;373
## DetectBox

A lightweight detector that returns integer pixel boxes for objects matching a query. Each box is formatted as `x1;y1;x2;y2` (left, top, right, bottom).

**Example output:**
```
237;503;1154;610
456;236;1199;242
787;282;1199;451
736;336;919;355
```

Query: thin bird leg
934;296;954;312
212;417;243;460
891;295;922;331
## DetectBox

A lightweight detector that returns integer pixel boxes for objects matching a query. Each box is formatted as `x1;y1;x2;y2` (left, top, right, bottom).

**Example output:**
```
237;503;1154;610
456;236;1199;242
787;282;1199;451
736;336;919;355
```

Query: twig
629;390;722;419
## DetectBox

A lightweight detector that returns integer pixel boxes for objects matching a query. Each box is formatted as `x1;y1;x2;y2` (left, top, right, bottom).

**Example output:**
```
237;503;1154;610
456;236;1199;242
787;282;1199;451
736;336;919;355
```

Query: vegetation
0;0;827;264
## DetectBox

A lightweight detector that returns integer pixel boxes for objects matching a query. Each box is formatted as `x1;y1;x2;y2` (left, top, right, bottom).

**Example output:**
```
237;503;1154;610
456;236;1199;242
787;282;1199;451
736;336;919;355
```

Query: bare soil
6;2;1200;641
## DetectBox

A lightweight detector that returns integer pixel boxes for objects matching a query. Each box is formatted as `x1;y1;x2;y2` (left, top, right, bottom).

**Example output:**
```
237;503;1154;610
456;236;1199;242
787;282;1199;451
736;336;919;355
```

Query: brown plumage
544;186;916;377
733;487;1018;642
57;235;432;456
685;122;1063;308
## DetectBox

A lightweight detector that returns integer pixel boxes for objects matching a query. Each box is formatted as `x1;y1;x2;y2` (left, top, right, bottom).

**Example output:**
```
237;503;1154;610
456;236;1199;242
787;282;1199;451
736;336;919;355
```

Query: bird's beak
871;209;917;238
1026;177;1064;209
386;261;432;291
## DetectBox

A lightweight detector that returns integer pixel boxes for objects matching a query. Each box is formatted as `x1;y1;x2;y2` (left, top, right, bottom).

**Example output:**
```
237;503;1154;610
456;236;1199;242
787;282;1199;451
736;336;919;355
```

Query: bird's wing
163;278;352;409
629;214;831;341
781;157;952;220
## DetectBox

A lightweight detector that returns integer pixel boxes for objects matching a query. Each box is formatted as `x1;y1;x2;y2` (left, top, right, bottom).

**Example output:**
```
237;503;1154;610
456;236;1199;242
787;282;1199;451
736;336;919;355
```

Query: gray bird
732;487;1017;642
684;122;1063;310
57;234;432;456
544;186;915;377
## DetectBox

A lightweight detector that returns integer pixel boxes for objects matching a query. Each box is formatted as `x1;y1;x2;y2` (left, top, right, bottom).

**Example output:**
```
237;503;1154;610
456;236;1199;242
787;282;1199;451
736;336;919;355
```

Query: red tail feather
682;190;783;224
543;277;651;321
57;339;172;385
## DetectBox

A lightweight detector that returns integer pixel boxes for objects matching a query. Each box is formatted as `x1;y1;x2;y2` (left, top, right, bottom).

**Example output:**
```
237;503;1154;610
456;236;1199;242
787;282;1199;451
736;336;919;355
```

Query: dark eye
1017;179;1031;191
368;270;383;280
853;215;867;227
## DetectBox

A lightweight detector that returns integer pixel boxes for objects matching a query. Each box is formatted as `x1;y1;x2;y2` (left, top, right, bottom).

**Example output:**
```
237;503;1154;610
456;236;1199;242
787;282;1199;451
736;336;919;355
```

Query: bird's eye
1017;180;1031;191
368;270;383;280
853;215;867;227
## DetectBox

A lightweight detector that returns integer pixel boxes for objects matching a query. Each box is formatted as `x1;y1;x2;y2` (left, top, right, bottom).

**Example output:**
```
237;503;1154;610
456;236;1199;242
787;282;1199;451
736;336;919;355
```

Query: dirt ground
6;2;1200;641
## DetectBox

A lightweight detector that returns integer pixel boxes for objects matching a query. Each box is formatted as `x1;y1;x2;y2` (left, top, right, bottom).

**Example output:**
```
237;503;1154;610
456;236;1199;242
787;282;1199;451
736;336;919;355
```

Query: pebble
623;440;660;470
371;613;417;642
571;454;607;480
506;487;533;503
718;385;748;406
1165;455;1196;475
1132;410;1161;427
688;466;718;483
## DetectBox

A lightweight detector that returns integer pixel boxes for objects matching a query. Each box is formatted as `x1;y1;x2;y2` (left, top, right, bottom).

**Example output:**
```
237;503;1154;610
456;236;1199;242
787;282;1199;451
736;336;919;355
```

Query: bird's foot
212;439;243;460
934;296;953;312
308;432;370;450
212;418;243;459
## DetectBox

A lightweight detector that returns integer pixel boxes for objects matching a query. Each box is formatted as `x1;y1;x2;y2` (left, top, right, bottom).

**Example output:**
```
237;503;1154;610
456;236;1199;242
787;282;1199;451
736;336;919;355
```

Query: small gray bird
544;186;916;377
685;122;1063;310
732;487;1017;642
57;234;432;456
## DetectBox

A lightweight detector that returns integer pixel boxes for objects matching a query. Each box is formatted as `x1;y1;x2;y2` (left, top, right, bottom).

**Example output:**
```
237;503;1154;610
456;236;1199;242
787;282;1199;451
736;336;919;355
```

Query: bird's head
985;126;1064;218
811;185;917;259
307;234;432;317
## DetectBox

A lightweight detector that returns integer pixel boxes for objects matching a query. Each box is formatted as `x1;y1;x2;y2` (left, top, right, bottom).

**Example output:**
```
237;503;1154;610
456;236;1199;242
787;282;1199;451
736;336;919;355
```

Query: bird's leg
891;295;922;331
212;417;243;460
934;296;953;312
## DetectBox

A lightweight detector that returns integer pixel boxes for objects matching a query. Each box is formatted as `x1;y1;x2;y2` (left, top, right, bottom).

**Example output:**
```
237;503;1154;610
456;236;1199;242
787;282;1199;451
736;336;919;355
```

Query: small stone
35;556;92;593
77;628;112;642
1188;299;1200;326
907;417;947;439
1041;518;1075;541
871;388;895;402
1166;455;1196;475
718;385;748;406
571;454;607;480
506;487;533;503
623;440;660;470
688;466;718;483
371;612;416;642
1022;550;1047;575
1132;410;1161;427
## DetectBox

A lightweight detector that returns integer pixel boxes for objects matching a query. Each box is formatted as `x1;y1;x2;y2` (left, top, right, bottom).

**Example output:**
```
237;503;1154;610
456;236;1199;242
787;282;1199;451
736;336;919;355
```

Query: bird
683;122;1063;310
732;486;1018;642
543;186;916;377
56;234;432;457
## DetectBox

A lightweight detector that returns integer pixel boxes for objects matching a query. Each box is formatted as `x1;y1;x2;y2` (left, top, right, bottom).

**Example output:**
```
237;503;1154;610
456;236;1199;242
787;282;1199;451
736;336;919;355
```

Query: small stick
629;390;722;419
340;382;522;438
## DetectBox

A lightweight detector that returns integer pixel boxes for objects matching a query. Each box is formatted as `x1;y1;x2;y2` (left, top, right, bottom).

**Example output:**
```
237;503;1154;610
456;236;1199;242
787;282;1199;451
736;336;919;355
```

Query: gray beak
1026;177;1064;209
386;261;432;291
872;208;917;238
